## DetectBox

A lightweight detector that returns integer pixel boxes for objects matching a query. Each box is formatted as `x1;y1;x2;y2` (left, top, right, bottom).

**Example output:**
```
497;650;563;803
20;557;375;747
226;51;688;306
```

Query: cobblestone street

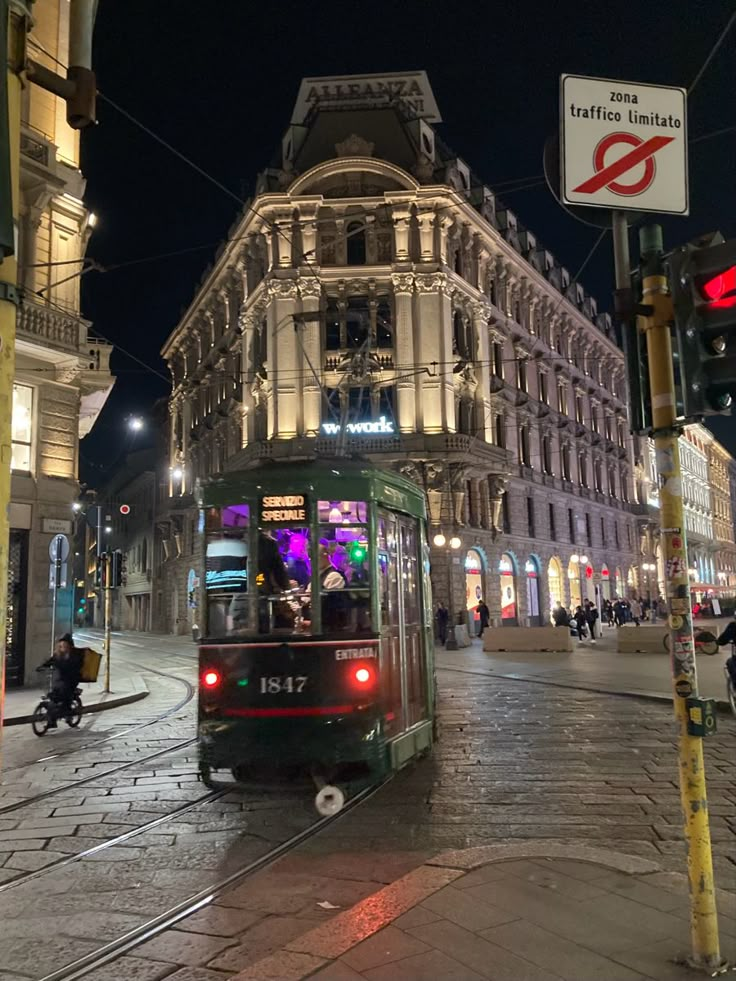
0;634;734;979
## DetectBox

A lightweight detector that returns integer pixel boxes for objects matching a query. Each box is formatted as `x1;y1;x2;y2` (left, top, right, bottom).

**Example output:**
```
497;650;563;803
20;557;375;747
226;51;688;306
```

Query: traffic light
77;596;87;617
110;549;124;587
621;268;653;435
669;233;736;420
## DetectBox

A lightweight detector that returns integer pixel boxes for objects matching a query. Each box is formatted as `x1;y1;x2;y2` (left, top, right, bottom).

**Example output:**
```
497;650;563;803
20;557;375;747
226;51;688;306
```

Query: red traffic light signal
119;504;131;515
698;266;736;306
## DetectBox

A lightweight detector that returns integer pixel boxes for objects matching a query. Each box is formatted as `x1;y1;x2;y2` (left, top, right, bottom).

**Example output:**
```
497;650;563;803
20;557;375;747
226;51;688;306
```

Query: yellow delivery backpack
80;647;102;683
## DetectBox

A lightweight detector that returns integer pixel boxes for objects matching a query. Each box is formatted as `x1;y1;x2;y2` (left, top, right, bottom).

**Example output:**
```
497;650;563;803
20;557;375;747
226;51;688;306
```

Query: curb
439;662;734;714
230;843;679;981
2;681;150;727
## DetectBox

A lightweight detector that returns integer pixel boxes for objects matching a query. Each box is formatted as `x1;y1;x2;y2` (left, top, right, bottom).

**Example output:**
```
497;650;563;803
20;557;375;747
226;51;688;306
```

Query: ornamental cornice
390;272;415;295
298;278;322;300
414;272;448;295
267;278;299;300
470;299;492;322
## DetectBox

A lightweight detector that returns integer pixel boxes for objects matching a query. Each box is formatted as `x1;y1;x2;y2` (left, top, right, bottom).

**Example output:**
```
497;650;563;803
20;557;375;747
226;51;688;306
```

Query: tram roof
200;459;427;520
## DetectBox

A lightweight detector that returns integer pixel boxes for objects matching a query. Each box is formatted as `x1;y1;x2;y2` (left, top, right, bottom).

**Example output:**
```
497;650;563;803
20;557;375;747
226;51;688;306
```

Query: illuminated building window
11;384;33;473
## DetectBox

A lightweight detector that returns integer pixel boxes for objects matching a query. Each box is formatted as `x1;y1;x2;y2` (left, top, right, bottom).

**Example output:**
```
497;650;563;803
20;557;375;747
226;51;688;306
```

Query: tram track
36;778;384;981
0;787;227;891
0;655;200;815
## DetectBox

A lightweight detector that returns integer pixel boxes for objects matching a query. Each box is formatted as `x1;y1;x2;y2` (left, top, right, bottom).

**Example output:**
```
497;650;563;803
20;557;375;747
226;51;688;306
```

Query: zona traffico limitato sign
560;74;688;215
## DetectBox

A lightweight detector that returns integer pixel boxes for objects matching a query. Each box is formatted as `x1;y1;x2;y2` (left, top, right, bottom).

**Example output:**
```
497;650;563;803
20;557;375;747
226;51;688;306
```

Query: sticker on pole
560;75;688;215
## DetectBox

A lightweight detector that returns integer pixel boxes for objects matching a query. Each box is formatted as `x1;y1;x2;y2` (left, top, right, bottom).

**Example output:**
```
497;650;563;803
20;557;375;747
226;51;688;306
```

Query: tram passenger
301;545;348;631
258;532;293;631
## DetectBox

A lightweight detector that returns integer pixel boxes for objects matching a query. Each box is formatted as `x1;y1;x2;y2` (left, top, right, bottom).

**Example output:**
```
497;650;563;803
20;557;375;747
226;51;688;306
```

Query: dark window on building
527;497;536;538
615;522;620;548
453;312;469;359
627;524;633;549
376;299;393;347
495;413;505;448
346;297;370;348
549;503;557;541
539;369;548;404
585;513;592;545
346;220;366;265
568;508;575;543
575;395;584;424
601;516;606;546
378;386;395;418
562;444;571;481
542;436;552;474
493;341;504;378
502;495;511;534
517;357;527;392
325;300;340;350
458;398;475;436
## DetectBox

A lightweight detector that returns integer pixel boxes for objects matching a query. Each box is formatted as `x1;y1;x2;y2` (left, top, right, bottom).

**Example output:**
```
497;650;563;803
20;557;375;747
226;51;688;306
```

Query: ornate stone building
6;0;113;684
158;71;650;633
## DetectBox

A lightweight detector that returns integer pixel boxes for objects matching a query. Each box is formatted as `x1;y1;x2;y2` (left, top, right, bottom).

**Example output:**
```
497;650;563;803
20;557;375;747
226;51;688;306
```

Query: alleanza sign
260;495;308;524
291;71;441;124
321;416;395;436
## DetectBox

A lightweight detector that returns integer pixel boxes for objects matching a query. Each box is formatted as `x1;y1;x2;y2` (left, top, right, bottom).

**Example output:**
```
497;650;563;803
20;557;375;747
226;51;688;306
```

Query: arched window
562;443;571;481
542;435;553;474
594;458;603;493
346;221;366;265
578;452;588;487
519;426;530;466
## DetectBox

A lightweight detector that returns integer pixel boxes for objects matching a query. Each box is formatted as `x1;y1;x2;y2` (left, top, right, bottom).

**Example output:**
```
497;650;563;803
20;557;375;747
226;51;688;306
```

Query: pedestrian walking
573;605;587;640
585;601;599;642
613;599;623;627
436;602;449;645
552;604;569;627
476;599;490;637
631;598;642;626
603;599;613;626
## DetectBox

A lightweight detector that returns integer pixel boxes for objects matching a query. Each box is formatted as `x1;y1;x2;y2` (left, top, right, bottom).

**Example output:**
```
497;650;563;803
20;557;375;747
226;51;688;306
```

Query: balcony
17;298;82;353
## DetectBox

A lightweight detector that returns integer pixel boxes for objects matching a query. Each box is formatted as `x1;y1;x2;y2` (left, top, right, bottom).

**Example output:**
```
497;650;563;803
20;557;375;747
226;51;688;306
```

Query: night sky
78;0;736;478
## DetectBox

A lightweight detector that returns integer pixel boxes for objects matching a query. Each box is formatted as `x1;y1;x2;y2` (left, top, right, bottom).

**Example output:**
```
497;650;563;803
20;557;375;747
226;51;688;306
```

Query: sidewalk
2;671;148;726
436;630;733;711
229;844;735;980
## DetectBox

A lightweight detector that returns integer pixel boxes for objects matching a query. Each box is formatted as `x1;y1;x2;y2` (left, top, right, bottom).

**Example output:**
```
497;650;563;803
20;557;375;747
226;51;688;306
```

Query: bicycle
31;667;83;736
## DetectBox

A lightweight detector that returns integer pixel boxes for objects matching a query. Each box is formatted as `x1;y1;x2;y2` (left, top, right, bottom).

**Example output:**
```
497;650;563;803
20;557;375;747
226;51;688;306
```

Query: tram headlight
202;670;221;688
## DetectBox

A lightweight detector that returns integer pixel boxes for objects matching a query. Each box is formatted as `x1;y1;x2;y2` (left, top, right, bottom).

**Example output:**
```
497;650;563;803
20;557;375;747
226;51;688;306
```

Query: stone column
297;202;320;268
268;279;299;437
415;272;454;432
417;211;435;262
391;273;416;432
471;300;492;442
488;476;507;538
392;204;412;262
181;397;192;495
298;277;323;435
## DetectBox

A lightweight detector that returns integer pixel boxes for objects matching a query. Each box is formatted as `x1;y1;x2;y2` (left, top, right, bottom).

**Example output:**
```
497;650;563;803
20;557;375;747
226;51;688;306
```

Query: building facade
156;72;722;631
6;0;113;684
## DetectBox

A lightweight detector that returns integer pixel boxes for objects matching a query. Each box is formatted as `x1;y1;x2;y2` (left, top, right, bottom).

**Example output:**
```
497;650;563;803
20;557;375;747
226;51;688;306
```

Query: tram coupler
312;770;345;816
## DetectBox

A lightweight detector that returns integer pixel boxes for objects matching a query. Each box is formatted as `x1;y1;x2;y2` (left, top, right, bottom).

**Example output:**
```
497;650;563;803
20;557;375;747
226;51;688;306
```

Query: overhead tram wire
688;10;736;97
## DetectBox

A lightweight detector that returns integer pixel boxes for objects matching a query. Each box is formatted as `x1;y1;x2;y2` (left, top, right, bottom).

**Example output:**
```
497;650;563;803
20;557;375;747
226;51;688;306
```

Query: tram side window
317;520;371;635
205;505;250;637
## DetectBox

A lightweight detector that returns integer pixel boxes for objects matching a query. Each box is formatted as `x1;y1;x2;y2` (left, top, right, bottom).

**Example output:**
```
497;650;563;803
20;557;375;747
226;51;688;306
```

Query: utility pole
638;225;722;973
0;0;28;752
103;551;112;693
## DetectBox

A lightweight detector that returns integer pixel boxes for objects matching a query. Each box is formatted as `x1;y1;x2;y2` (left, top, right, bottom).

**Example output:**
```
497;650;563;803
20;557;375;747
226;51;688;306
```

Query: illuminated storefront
465;549;484;633
525;557;541;626
499;553;517;626
548;557;563;615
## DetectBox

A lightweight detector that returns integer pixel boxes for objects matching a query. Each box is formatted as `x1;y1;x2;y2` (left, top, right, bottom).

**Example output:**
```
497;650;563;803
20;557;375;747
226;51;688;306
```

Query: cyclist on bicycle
39;634;83;728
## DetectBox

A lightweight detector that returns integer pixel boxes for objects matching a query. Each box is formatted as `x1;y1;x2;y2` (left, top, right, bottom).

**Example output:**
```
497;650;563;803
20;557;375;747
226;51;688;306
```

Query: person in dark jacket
573;606;587;639
552;604;569;627
40;634;83;727
717;619;736;647
585;601;599;643
436;602;449;645
476;600;490;636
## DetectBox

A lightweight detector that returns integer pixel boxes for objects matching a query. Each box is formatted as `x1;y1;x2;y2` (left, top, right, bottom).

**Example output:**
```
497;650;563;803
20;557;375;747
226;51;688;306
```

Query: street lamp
128;416;144;433
433;529;462;650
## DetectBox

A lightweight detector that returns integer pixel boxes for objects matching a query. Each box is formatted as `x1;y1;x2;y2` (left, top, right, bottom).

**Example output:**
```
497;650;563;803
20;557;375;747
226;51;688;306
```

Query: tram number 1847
260;676;308;694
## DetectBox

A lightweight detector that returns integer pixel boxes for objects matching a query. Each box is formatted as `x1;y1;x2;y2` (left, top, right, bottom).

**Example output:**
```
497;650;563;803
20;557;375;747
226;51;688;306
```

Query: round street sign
48;534;70;562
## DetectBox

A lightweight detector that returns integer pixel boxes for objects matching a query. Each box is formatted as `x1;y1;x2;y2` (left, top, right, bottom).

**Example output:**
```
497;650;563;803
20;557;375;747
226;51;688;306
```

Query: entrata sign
292;71;441;124
560;74;688;215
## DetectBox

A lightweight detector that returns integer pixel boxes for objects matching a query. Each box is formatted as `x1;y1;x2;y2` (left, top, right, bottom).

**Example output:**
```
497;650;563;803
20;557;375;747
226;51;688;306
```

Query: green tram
196;459;436;812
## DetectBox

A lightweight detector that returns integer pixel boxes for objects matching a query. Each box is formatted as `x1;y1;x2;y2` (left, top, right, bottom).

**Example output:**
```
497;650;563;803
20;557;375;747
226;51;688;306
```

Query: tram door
378;511;427;735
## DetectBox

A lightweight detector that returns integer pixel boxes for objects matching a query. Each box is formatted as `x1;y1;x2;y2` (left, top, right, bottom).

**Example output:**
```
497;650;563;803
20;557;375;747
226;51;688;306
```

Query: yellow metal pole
103;552;111;693
638;225;722;972
0;1;26;765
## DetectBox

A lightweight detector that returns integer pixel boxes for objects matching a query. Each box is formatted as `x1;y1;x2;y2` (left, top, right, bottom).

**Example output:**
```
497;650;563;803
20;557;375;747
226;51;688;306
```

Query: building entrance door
5;530;29;687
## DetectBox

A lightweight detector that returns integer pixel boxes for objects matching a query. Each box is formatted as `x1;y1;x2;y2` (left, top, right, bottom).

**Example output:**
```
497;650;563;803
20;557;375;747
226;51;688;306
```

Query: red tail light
354;667;372;685
202;670;220;688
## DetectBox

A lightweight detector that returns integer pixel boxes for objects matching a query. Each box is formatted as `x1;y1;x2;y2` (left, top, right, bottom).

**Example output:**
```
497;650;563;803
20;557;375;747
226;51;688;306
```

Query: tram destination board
260;494;308;525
